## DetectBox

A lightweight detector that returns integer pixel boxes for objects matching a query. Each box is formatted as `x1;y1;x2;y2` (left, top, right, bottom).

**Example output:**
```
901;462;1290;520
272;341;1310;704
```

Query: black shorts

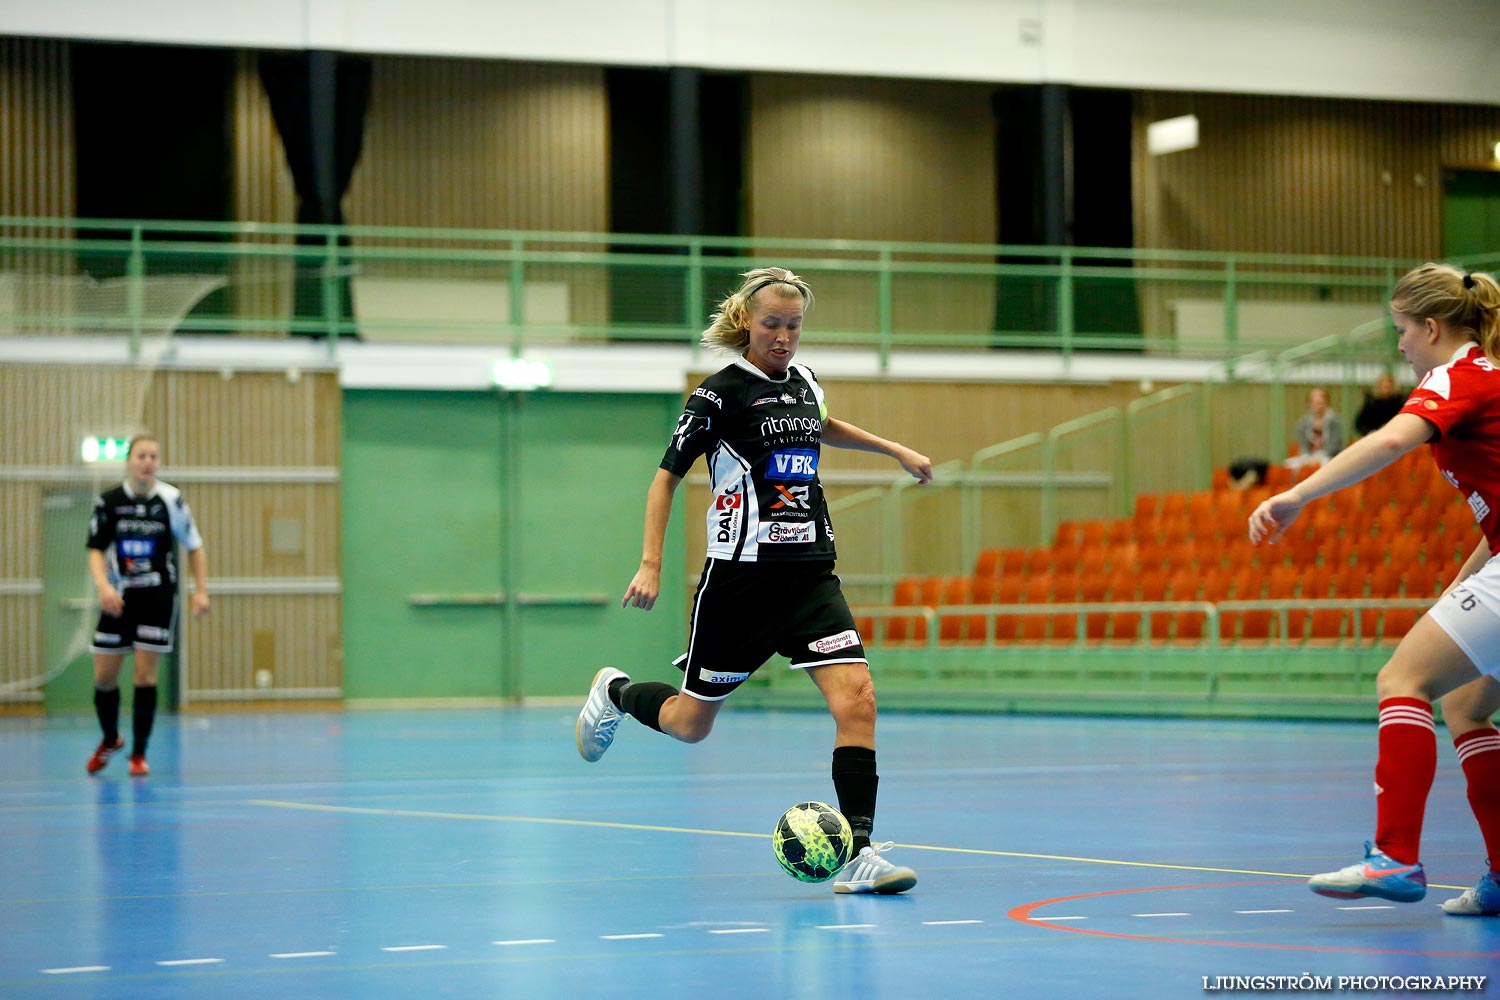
673;559;866;702
91;586;178;654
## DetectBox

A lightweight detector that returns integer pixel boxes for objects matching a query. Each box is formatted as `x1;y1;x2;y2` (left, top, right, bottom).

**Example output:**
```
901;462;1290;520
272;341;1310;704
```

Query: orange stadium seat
938;576;986;642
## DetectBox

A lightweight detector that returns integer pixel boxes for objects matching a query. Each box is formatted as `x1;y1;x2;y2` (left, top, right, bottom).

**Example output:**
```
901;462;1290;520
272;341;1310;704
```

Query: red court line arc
1007;882;1500;959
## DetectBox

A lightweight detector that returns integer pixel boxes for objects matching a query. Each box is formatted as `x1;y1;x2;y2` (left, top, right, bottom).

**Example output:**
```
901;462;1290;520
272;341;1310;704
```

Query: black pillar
1039;83;1071;248
667;68;704;240
606;67;744;337
993;84;1138;344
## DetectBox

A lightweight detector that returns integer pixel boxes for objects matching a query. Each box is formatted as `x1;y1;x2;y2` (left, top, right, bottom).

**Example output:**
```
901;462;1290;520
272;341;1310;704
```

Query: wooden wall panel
179;483;339;578
341;57;610;332
0;365;154;465
749;74;998;339
145;370;340;467
0;596;42;697
0;484;42;578
0;364;341;701
345;57;607;233
183;594;341;696
1135;92;1500;259
228;50;297;334
750;74;996;244
0;38;74;221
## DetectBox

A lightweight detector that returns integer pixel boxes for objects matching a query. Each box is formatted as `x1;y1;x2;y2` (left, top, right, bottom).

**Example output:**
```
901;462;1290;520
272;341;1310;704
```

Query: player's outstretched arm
1248;412;1433;544
822;418;933;485
623;469;683;611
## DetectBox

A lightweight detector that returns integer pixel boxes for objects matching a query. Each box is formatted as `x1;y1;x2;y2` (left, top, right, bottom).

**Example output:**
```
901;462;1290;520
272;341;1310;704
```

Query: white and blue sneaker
833;842;918;895
1441;867;1500;916
1308;842;1426;903
576;667;628;762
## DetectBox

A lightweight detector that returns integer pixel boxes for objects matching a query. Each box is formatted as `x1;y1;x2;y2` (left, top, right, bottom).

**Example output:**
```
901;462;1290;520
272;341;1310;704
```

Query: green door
511;392;687;698
342;389;685;701
1443;169;1500;261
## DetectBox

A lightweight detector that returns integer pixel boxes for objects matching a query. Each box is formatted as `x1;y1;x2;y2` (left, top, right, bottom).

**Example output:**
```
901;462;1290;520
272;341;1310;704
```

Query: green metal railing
0;216;1429;369
827;309;1399;593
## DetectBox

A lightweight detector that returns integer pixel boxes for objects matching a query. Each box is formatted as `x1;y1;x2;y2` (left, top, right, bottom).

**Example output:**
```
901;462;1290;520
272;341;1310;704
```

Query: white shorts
1427;552;1500;680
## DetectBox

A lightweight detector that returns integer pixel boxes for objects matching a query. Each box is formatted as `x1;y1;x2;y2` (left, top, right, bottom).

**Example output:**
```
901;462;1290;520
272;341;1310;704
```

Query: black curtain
605;67;744;336
992;84;1139;345
258;51;373;335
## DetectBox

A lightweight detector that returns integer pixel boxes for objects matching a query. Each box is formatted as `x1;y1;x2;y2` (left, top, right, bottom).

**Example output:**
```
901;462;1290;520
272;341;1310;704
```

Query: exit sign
79;437;131;463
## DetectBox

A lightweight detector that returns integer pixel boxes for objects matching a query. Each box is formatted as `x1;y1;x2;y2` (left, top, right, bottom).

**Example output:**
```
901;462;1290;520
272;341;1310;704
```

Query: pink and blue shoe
1308;842;1426;903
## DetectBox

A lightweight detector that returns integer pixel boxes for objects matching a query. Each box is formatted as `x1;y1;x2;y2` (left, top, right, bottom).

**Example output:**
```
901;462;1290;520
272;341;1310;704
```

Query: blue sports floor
1;707;1497;999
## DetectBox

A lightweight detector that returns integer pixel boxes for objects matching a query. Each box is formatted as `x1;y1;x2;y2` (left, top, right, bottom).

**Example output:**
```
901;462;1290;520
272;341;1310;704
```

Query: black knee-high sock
613;680;675;733
131;685;157;757
94;687;121;745
832;745;878;854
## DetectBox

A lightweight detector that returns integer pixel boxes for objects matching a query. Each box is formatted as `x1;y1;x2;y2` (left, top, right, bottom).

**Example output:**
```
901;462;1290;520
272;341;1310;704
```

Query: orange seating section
882;450;1470;646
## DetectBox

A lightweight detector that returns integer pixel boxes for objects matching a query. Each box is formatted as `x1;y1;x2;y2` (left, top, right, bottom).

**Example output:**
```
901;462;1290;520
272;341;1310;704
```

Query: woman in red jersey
1250;263;1500;917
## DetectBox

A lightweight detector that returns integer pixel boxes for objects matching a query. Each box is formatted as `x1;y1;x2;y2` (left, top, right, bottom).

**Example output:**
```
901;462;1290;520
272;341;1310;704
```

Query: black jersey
87;481;203;591
661;358;837;563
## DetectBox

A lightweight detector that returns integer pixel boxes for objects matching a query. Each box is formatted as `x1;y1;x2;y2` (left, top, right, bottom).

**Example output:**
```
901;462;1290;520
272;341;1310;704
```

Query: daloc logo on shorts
769;449;818;480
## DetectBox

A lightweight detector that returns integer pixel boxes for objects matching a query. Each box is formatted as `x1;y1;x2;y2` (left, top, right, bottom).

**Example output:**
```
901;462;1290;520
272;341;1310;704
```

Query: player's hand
98;585;124;617
622;563;661;611
898;447;933;485
191;591;211;616
1248;490;1306;544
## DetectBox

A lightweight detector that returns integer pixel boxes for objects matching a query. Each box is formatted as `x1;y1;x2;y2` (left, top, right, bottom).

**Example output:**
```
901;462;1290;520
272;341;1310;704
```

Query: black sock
616;681;676;732
832;745;879;854
94;687;121;745
131;685;157;757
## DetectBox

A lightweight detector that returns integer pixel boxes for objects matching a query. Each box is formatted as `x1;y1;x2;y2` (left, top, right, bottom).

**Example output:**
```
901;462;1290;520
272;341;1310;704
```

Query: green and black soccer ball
772;801;853;882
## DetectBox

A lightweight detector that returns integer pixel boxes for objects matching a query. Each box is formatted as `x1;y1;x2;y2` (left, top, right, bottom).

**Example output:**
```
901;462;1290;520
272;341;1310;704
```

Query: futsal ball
772;801;853;883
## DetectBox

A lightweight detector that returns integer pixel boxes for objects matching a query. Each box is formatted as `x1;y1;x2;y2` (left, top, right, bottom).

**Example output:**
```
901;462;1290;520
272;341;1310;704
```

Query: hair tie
1462;273;1476;290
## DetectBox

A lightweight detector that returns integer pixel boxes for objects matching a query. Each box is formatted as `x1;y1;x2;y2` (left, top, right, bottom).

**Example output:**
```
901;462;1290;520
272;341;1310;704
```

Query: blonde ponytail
1390;263;1500;365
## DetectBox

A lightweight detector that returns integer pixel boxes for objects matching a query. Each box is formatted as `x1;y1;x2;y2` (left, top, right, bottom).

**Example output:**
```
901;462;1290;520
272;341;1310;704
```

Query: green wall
342;389;686;701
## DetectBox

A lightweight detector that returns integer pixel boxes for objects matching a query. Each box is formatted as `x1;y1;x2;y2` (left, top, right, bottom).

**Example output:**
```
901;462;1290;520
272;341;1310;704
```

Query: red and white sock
1454;727;1500;877
1373;697;1436;865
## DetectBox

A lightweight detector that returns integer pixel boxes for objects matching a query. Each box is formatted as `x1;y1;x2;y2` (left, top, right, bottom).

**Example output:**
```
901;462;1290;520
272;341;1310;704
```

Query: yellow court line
250;798;1471;888
248;799;765;840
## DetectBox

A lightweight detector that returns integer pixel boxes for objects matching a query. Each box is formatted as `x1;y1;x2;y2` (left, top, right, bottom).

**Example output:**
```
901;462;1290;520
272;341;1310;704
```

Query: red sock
1373;697;1436;865
1454;727;1500;876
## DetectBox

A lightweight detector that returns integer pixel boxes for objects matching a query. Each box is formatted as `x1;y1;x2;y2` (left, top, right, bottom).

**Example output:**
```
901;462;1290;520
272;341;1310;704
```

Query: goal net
0;270;227;701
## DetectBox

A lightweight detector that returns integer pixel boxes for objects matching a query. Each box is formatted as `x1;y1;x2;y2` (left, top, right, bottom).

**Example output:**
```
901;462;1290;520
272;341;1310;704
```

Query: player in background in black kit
576;267;933;894
85;435;210;776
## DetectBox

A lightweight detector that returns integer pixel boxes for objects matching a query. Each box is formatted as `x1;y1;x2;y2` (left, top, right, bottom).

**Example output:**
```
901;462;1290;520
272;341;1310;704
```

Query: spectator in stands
1287;386;1345;469
1249;263;1500;917
1355;372;1408;436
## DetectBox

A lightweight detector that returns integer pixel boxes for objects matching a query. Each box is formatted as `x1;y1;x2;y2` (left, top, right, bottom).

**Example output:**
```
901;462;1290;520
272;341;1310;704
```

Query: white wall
3;0;1496;105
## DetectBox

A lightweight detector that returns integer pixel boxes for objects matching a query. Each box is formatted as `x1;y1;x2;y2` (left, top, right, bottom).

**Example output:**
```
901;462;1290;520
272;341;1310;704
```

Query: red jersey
1402;343;1500;554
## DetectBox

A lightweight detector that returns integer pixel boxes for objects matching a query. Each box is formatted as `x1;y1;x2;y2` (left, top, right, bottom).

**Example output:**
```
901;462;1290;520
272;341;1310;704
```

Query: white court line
600;933;663;940
1033;915;1086;921
816;923;877;930
707;928;770;935
1235;909;1293;914
157;958;224;966
381;945;447;952
42;967;110;975
1337;905;1395;910
271;951;336;959
493;939;556;946
922;920;984;926
1132;912;1190;918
